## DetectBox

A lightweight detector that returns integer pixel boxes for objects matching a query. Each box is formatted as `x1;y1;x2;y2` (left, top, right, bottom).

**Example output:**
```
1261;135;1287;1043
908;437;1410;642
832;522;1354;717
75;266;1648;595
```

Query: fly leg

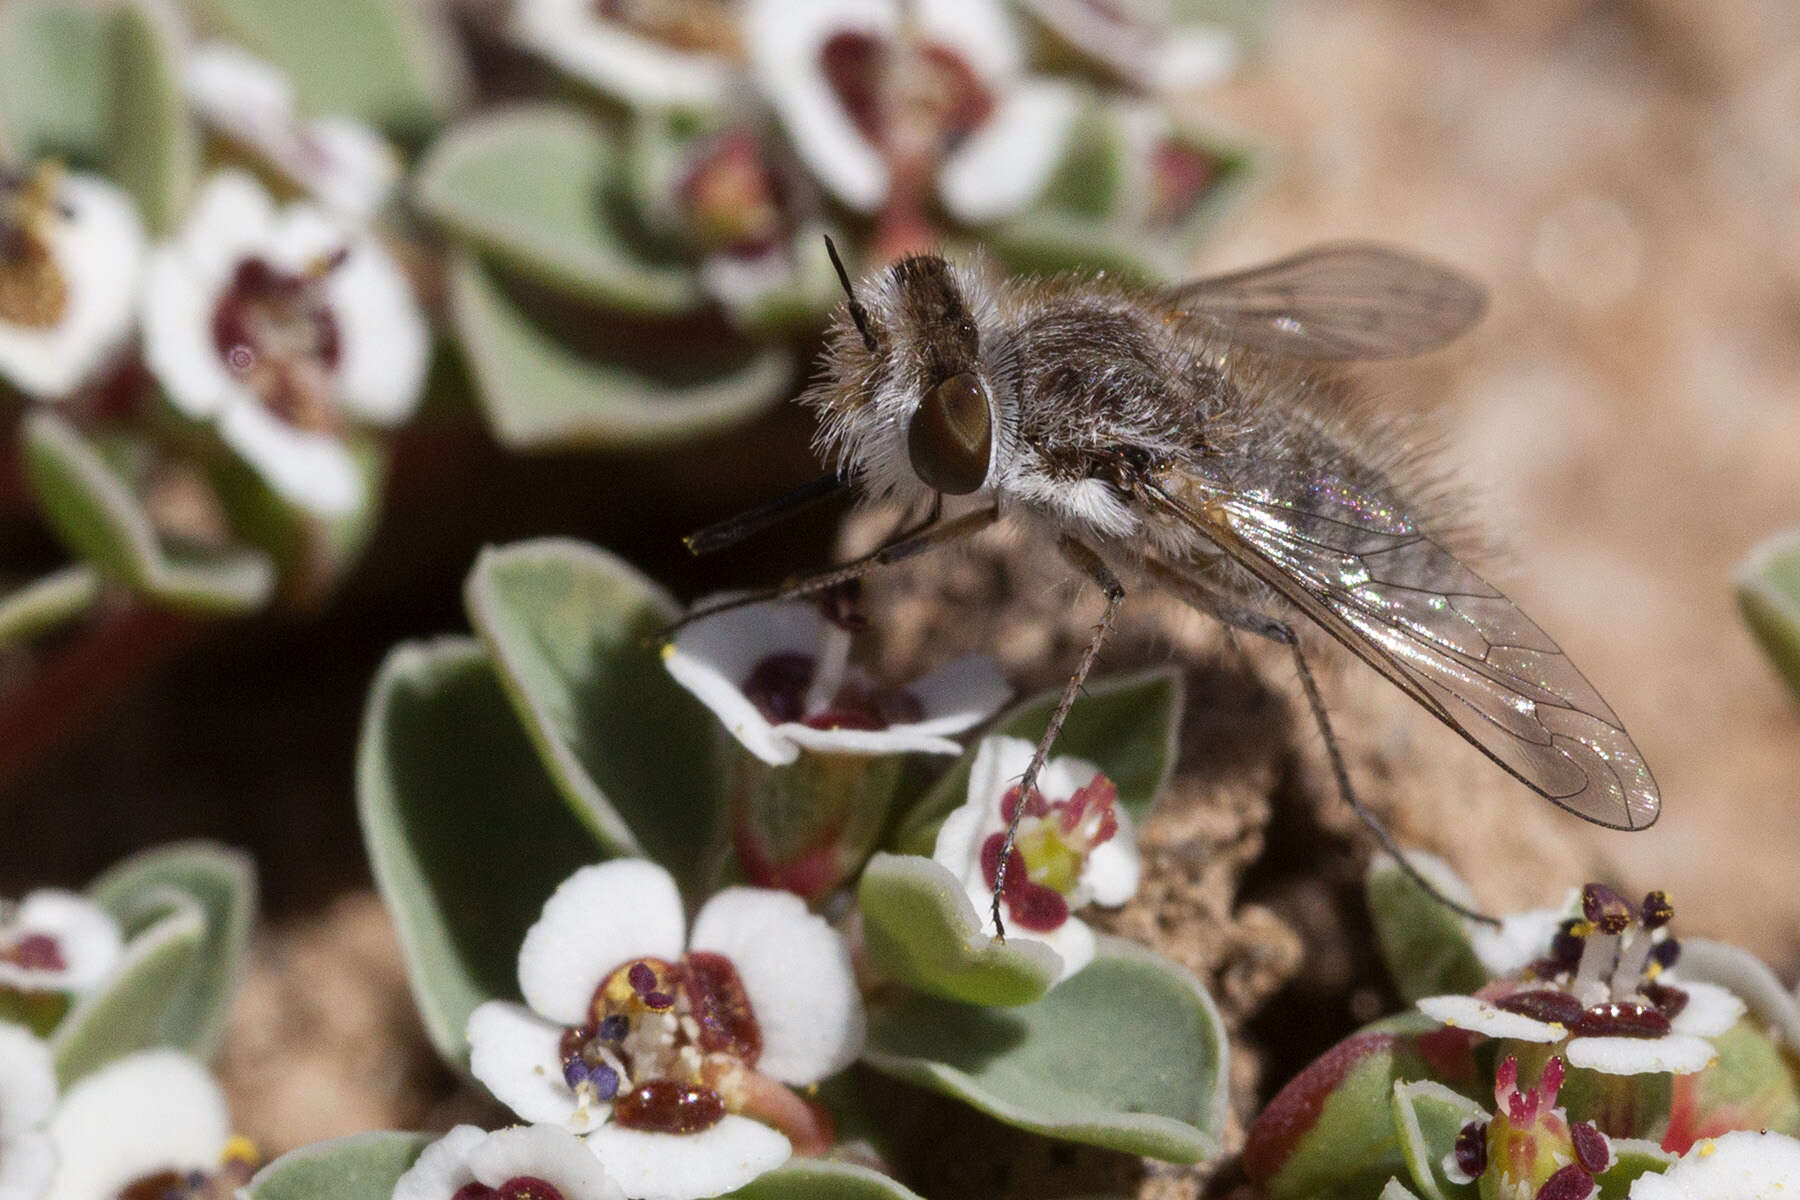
1143;558;1500;927
661;504;996;636
990;537;1126;941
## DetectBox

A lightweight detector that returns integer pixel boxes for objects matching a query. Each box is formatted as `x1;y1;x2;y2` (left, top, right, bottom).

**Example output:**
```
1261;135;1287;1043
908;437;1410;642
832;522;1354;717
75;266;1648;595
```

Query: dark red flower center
452;1178;567;1200
210;254;344;431
819;31;994;155
0;933;66;972
740;652;923;732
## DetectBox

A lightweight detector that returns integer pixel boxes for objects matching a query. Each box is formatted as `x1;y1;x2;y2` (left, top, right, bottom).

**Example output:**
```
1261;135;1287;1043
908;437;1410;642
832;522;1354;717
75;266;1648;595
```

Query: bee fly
680;237;1660;933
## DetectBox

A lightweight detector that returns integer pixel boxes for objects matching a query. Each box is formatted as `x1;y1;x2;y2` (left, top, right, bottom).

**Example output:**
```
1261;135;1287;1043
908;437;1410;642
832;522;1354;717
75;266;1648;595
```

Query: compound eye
907;372;991;495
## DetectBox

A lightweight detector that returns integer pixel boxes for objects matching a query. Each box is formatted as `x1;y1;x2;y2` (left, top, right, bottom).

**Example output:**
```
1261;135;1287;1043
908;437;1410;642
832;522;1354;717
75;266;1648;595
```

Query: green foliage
1736;529;1800;703
242;1133;431;1200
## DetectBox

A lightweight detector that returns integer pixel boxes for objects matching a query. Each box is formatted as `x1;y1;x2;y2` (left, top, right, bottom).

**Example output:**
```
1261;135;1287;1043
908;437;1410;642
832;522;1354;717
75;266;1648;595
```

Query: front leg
990;537;1126;940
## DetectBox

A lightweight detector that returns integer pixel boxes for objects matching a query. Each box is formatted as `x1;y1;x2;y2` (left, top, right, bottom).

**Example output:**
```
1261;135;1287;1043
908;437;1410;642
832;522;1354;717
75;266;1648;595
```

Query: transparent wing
1160;243;1488;360
1148;463;1659;829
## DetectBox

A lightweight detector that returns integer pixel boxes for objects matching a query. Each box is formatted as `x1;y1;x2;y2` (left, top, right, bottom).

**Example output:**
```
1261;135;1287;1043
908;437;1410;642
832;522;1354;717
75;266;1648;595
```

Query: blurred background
2;0;1798;1153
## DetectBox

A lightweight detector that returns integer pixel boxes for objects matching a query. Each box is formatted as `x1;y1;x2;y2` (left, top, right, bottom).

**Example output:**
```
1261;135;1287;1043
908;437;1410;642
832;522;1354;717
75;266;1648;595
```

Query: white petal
688;889;865;1084
392;1125;487;1200
913;0;1021;84
469;1125;625;1200
663;599;827;767
323;235;428;425
1025;914;1095;983
1416;995;1566;1042
776;722;967;758
1080;806;1141;908
0;1133;56;1200
140;246;245;421
1667;979;1748;1039
1629;1131;1800;1200
0;1024;56;1141
938;79;1080;225
586;1116;789;1200
900;654;1013;739
265;201;345;274
519;861;688;1025
963;736;1036;822
467;1002;601;1133
186;41;293;121
44;1051;227;1200
0;893;122;994
1565;1034;1717;1076
1469;899;1574;978
746;0;893;213
510;0;737;109
0;174;144;401
697;249;795;324
217;399;363;516
1149;26;1240;91
301;119;402;220
178;171;276;286
931;796;993;892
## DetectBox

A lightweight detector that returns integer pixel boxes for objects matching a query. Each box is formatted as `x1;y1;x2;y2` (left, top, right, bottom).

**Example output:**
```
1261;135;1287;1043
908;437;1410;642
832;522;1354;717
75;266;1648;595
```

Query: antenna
824;235;878;353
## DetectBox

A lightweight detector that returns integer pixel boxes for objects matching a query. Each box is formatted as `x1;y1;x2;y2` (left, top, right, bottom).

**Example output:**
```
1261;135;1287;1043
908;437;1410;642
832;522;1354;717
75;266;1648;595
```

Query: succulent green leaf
1367;853;1488;1003
449;252;792;451
464;539;727;884
49;898;207;1086
861;937;1228;1162
183;0;464;141
0;565;102;646
418;109;701;313
1244;1031;1472;1200
1736;529;1800;703
857;853;1061;1007
86;841;257;1060
1593;1139;1676;1200
1558;1066;1672;1144
357;637;605;1068
109;0;197;234
242;1132;432;1200
722;1160;927;1200
1665;1019;1800;1150
0;0;113;166
893;666;1182;856
21;413;275;614
1392;1080;1485;1200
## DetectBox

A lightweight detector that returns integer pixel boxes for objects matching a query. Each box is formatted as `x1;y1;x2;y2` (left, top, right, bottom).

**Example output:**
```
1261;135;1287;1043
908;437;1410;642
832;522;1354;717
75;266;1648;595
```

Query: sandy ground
194;0;1800;1180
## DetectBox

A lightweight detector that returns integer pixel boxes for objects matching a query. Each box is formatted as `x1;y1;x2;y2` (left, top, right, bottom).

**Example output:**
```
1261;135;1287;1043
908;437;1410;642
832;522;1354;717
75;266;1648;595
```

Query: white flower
663;595;1009;766
745;0;1079;224
0;892;123;997
1417;884;1745;1077
393;1125;624;1200
467;860;865;1200
0;166;144;401
185;42;401;221
1630;1131;1800;1200
1017;0;1241;93
141;171;429;516
0;1023;56;1200
931;735;1139;981
510;0;744;110
42;1050;253;1200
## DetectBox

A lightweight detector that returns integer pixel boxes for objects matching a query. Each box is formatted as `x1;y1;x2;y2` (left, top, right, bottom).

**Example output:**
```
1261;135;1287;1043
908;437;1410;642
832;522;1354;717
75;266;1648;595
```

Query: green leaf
418;108;701;313
86;841;257;1060
243;1132;432;1200
1392;1080;1485;1200
1736;529;1800;703
1594;1139;1675;1200
109;0;197;234
49;899;207;1086
893;667;1182;856
723;1160;926;1200
450;252;793;451
1366;853;1488;1004
464;539;727;883
21;413;276;614
0;565;102;646
861;937;1228;1162
858;853;1061;1007
357;637;606;1068
0;0;113;166
183;0;464;142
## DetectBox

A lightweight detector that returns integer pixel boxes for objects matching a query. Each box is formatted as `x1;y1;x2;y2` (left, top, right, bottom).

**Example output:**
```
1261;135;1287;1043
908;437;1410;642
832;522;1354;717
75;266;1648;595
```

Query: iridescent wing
1160;243;1488;360
1146;461;1660;829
